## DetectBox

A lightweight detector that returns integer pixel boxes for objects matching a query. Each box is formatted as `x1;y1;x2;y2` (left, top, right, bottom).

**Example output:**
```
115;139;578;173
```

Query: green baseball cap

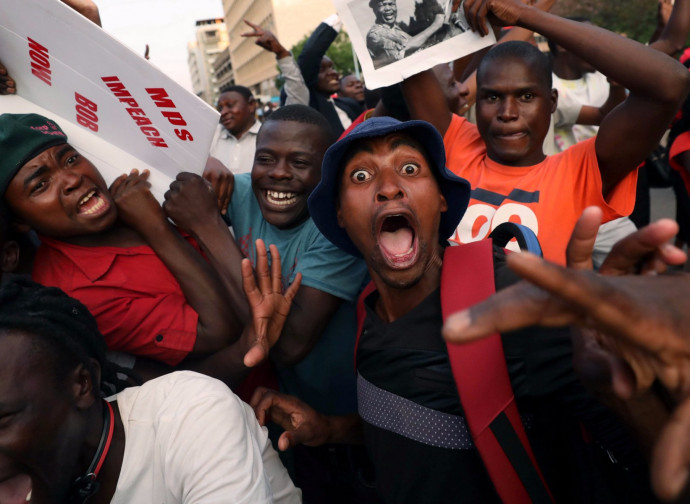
0;113;68;197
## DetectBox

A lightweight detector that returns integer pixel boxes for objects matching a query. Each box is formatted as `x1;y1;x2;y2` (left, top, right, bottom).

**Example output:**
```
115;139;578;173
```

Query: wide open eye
401;163;419;176
351;169;372;183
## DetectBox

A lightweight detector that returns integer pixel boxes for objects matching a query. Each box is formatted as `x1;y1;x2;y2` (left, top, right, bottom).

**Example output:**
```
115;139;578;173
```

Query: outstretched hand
250;387;331;451
241;20;290;59
442;207;690;501
241;239;301;367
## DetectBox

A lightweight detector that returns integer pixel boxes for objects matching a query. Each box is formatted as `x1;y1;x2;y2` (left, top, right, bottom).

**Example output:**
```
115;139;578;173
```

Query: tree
552;0;663;44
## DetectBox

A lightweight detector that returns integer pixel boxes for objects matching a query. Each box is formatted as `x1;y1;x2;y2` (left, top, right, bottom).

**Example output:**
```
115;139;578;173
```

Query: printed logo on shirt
451;188;540;251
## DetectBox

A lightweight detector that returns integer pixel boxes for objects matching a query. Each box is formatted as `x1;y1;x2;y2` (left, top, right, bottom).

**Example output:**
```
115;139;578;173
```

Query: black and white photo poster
336;0;495;88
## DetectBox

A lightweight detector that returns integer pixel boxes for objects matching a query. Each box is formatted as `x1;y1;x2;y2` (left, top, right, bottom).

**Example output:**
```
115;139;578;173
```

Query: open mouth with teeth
77;189;110;216
377;215;418;269
264;189;299;208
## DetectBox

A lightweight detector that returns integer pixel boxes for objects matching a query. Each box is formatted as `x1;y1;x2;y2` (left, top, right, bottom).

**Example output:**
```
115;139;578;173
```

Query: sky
98;0;225;92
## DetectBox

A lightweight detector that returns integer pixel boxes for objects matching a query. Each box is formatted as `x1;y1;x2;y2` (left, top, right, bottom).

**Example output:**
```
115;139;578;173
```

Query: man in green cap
0;113;300;384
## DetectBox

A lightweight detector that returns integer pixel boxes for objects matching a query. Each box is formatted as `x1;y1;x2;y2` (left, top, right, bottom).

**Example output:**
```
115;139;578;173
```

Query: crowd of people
3;0;690;502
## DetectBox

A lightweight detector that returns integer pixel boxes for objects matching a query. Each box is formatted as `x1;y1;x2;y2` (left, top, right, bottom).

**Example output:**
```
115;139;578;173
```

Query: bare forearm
403;70;453;135
183;326;256;387
140;220;239;346
650;0;690;56
186;214;252;325
516;6;689;103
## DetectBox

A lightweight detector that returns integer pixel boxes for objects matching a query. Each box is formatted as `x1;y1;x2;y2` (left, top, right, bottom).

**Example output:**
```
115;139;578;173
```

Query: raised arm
241;20;310;106
298;16;340;88
464;0;690;195
649;0;690;56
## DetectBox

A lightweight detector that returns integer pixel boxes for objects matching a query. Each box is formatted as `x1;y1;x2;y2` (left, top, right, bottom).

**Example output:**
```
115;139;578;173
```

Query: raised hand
241;20;290;59
241;239;302;368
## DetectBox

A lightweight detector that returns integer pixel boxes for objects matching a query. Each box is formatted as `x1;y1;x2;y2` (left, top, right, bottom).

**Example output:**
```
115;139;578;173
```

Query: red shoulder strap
354;280;376;370
442;241;553;504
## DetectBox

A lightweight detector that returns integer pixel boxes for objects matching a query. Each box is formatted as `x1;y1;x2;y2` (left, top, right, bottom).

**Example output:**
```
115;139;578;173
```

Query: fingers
566;206;602;271
0;62;16;95
243;341;268;368
442;279;572;343
241;19;262;37
269;244;283;295
285;272;302;305
254;239;272;295
600;218;684;276
652;397;690;501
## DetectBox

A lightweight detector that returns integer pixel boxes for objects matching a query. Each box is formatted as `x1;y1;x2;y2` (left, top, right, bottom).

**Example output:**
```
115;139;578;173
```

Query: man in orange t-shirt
403;0;689;264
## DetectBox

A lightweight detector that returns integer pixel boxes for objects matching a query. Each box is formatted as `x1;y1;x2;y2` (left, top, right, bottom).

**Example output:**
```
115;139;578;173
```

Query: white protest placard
334;0;495;89
0;0;220;201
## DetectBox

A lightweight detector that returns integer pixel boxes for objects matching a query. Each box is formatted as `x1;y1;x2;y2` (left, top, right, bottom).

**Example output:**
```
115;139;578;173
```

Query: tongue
0;475;31;504
380;227;413;256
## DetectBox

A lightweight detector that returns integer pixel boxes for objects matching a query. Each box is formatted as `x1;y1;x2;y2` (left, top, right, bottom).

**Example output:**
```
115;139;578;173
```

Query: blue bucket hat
308;117;471;257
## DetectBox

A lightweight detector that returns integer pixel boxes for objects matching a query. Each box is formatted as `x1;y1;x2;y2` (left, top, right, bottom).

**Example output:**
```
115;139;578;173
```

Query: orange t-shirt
443;114;638;265
669;130;690;195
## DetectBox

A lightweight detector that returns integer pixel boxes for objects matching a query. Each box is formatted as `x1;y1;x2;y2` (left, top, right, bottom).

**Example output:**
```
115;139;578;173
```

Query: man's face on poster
374;0;397;26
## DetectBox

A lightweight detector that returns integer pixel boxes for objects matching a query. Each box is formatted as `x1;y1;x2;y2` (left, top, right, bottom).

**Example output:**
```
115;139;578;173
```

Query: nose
458;80;470;98
60;168;83;194
375;169;404;202
497;96;518;122
269;159;292;180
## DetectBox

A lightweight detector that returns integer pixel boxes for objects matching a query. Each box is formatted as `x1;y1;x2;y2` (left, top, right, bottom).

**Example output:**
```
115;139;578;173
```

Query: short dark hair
263;104;335;146
0;278;137;395
218;84;254;102
478;41;553;90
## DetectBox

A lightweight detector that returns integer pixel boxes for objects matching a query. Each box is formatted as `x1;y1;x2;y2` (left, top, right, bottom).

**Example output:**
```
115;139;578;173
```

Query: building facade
221;0;336;101
187;18;230;106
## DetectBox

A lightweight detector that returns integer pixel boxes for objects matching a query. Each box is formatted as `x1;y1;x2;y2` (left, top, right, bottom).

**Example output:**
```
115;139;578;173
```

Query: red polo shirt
32;236;199;366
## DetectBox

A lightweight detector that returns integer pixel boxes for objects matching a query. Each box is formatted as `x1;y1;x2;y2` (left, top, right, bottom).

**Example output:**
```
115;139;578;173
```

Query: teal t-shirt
227;174;368;415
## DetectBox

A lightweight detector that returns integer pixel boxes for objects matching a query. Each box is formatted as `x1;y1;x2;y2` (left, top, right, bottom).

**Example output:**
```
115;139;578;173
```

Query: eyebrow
390;137;424;153
22;144;74;189
23;165;49;190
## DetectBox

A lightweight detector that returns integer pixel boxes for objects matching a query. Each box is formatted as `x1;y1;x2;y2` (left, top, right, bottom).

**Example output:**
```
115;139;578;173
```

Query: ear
1;240;19;273
248;98;258;114
336;200;346;228
439;193;448;213
550;88;558;115
71;360;101;410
